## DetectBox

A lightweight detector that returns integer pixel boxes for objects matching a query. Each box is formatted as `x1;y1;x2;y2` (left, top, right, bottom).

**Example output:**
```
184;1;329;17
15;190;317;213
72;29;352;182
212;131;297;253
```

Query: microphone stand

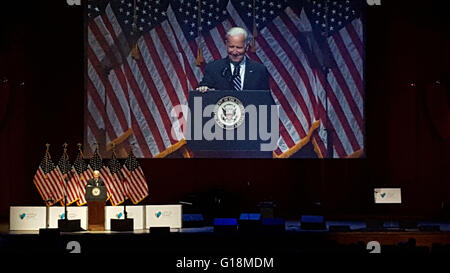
110;182;133;231
111;177;134;231
45;198;53;228
62;145;69;221
120;171;133;231
63;175;68;221
58;173;81;232
58;144;82;232
110;147;133;231
123;185;128;220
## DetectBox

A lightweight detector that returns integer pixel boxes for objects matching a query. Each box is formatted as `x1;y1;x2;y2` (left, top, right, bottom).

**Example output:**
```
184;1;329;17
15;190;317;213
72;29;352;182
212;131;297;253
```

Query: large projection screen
84;0;365;158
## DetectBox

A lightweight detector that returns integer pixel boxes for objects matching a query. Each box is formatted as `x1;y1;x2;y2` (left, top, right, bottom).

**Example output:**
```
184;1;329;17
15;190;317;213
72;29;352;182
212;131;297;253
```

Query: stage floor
2;220;450;255
4;219;450;233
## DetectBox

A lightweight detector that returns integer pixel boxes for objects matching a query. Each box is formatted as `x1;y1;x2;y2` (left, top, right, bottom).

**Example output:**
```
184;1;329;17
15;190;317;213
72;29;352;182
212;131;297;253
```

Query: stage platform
2;220;450;255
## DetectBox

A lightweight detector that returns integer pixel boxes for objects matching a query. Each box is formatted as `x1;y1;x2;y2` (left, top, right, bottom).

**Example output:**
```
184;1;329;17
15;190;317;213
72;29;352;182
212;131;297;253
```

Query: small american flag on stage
106;151;128;205
33;146;64;206
73;147;93;206
85;0;188;158
56;147;79;205
122;151;149;204
85;0;365;158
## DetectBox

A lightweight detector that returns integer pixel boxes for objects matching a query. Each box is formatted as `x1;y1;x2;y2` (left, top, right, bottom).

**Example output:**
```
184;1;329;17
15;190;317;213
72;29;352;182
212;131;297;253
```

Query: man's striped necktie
232;63;241;91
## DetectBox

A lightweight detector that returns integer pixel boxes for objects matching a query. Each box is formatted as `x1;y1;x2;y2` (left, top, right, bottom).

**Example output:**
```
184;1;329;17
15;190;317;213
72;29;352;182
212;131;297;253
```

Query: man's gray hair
226;27;250;45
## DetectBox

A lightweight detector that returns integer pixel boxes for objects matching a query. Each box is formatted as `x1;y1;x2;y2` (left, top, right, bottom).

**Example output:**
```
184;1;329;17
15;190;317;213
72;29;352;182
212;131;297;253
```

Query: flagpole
195;0;204;66
317;0;333;214
44;143;53;206
110;143;134;231
113;143;128;220
44;144;52;225
251;0;257;52
58;143;82;232
63;143;69;221
322;0;333;158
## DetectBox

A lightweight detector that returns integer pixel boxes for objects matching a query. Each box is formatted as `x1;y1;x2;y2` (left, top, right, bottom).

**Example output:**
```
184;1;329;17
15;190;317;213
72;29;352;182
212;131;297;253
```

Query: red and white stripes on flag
105;167;127;206
106;153;128;206
33;167;64;206
33;153;65;206
73;165;93;206
316;16;365;158
85;3;187;158
73;149;94;206
122;154;149;204
57;167;80;206
122;165;148;204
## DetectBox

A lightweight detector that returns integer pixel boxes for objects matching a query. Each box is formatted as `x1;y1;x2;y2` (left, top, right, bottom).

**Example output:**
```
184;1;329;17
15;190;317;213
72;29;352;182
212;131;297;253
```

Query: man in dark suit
196;27;269;92
86;170;105;187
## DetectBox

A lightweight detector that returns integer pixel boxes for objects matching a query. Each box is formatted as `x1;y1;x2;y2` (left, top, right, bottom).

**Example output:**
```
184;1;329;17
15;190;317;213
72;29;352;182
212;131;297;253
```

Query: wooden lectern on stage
87;201;105;231
85;185;107;231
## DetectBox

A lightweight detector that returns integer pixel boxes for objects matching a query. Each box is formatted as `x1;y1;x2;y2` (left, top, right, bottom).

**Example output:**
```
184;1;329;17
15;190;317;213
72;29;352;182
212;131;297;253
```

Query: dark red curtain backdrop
0;1;448;220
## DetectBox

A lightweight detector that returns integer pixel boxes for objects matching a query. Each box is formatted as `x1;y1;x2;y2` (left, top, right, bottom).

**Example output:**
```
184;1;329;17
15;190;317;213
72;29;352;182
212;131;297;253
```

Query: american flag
56;147;80;205
73;147;94;206
106;151;128;205
85;0;364;158
85;0;188;158
122;151;149;204
299;0;365;158
33;147;64;206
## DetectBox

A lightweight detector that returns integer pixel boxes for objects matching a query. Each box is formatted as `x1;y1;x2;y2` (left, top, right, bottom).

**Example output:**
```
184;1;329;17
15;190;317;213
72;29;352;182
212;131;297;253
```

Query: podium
186;90;278;158
86;185;107;231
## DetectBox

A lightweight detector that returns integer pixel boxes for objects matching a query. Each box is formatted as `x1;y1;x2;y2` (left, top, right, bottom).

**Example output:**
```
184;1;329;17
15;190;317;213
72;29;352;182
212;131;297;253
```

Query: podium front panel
186;90;278;157
85;185;107;201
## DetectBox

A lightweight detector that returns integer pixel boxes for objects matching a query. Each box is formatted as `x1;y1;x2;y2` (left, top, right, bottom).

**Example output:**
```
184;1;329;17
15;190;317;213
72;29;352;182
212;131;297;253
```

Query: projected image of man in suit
196;27;270;92
87;170;105;187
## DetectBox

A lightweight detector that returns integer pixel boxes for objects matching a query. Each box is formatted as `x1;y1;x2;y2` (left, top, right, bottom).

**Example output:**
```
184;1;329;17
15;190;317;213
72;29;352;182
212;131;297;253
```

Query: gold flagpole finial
131;0;140;60
63;143;69;160
44;144;51;175
93;141;99;151
93;141;103;160
45;143;51;159
77;143;85;159
195;0;204;66
111;142;117;157
196;47;204;67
